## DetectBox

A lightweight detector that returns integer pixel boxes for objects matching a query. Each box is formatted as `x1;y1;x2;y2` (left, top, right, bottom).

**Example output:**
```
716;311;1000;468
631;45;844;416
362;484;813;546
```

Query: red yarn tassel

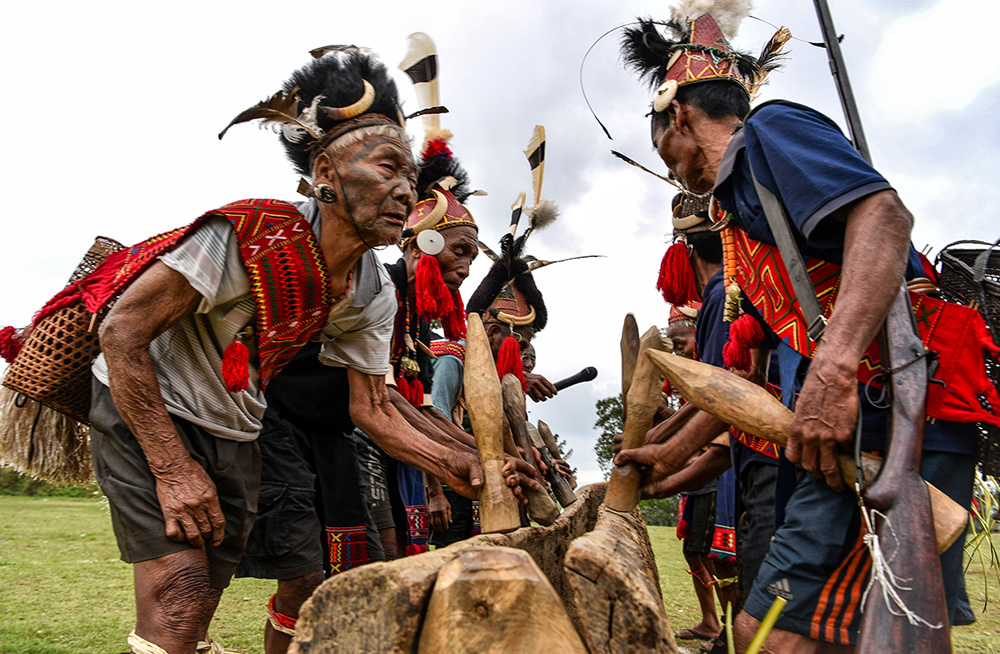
222;341;250;392
441;290;467;341
662;378;673;398
0;326;24;363
409;378;425;407
406;543;429;556
723;314;765;372
496;335;526;392
395;375;410;402
415;255;454;320
656;242;698;306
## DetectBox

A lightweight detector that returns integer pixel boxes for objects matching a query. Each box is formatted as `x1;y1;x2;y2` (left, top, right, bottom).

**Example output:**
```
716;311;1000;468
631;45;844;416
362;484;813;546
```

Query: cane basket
2;236;124;424
936;239;1000;474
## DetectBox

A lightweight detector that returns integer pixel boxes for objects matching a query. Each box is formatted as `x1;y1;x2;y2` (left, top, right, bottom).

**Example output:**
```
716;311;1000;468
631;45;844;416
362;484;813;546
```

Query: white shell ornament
416;229;445;256
653;79;678;113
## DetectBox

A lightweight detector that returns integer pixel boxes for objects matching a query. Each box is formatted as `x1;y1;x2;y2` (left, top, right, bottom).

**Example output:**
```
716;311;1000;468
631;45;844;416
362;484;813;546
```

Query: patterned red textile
28;199;331;391
325;525;370;574
729;383;782;460
730;223;1000;428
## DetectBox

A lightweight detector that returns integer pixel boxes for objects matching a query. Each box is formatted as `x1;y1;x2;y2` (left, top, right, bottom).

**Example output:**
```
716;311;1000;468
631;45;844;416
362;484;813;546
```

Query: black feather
279;52;403;177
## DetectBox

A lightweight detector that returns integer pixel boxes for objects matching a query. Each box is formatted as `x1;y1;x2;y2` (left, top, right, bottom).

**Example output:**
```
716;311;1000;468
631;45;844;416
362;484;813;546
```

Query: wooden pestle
645;349;967;553
501;375;560;525
463;313;521;533
605;325;667;512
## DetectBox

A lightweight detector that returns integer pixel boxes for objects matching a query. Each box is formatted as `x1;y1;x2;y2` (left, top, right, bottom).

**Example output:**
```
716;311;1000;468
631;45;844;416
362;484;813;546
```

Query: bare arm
613;410;728;488
642;445;731;499
787;190;913;491
419;404;478;450
524;372;558;402
99;261;224;548
349;368;483;499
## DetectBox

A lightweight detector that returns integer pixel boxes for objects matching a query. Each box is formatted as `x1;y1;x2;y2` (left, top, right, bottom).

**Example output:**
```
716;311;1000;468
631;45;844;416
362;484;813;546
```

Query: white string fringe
859;507;944;630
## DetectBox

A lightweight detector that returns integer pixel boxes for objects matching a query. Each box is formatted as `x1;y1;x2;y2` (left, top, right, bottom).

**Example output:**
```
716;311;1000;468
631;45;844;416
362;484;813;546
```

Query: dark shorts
430;485;479;548
682;491;717;556
236;349;383;580
89;378;260;590
743;450;976;645
736;462;778;597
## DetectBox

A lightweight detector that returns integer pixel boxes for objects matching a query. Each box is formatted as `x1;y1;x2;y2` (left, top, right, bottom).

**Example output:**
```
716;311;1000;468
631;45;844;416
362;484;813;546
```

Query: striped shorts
743;451;974;645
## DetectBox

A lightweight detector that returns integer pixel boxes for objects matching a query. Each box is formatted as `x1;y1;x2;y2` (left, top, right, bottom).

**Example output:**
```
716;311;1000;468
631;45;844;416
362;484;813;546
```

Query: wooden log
606;325;666;511
501;374;560;525
417;547;588;654
564;504;677;654
646;349;967;553
291;483;609;654
464;313;521;534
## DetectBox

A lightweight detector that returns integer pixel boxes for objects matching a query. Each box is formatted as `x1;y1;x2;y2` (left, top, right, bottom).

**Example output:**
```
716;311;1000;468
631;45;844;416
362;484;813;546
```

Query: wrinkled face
434;225;479;293
651;108;701;194
485;321;536;362
317;136;418;247
521;343;536;373
666;324;695;359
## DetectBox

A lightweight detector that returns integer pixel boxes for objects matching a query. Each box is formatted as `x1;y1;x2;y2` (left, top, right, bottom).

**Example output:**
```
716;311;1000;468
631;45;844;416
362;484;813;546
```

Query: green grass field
1;496;997;653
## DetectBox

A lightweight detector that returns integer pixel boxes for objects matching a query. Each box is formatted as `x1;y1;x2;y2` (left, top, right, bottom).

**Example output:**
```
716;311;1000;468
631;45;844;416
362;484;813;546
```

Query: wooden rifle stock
501;375;560;525
527;421;577;507
857;288;951;653
645;349;967;554
606;325;667;511
464;314;521;533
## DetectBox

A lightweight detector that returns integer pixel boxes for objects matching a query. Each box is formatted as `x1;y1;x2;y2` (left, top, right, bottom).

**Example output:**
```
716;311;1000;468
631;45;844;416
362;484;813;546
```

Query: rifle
855;290;951;652
813;3;951;648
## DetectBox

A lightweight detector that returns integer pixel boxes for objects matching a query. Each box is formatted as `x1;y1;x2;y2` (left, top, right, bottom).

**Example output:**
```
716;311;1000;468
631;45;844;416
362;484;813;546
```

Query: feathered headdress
467;126;601;389
219;47;407;177
620;1;789;110
397;33;481;341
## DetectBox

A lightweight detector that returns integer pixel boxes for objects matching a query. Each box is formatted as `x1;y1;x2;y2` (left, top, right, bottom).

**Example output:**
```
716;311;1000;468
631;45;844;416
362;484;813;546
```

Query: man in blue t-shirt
615;13;977;651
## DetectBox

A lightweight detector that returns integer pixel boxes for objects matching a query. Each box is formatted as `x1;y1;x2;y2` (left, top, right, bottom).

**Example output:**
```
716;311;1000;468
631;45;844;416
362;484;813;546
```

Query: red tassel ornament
222;340;250;392
722;314;765;373
395;375;410;402
441;290;467;341
409;378;425;407
0;326;24;363
496;334;526;392
657;241;699;307
415;255;454;320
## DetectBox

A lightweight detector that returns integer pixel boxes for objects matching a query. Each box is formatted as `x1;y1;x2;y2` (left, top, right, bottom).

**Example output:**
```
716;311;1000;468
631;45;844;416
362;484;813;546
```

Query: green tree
594;395;623;480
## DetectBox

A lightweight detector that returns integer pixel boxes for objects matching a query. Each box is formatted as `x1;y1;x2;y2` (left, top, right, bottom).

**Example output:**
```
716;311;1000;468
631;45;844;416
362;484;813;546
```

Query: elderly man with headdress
614;2;992;650
70;48;490;654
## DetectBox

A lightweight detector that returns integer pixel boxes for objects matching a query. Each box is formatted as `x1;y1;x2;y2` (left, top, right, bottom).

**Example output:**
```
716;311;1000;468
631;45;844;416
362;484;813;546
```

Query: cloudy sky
3;0;999;485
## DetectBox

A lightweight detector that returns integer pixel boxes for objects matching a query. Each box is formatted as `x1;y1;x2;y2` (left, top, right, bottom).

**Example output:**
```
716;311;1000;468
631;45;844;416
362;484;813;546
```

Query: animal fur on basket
0;382;94;485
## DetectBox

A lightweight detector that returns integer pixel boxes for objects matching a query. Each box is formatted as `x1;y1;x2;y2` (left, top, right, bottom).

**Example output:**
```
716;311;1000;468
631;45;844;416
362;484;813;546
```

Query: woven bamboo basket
2;236;123;424
937;239;1000;475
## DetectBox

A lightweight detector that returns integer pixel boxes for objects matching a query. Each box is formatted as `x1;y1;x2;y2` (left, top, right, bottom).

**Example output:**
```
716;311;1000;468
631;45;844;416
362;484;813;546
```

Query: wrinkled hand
525;373;558;402
441;451;484;500
427;488;452;533
612;432;624;456
551;458;577;488
502;455;543;505
153;458;225;548
653;402;675;426
786;354;858;492
613;442;684;490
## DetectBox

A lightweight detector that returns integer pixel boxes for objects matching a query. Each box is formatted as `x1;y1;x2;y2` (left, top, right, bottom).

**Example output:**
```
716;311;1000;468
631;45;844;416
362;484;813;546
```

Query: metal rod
813;0;872;164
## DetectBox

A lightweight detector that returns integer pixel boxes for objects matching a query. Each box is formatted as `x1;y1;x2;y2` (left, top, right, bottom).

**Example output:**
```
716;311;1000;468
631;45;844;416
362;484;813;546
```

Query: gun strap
748;162;827;343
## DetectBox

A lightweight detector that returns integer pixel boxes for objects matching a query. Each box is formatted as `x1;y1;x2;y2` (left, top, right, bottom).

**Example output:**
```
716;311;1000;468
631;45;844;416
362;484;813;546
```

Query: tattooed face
319;136;419;247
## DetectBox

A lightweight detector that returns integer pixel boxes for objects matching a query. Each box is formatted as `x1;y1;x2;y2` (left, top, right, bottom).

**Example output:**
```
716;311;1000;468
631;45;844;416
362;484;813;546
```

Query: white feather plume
281;95;325;144
669;0;753;40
